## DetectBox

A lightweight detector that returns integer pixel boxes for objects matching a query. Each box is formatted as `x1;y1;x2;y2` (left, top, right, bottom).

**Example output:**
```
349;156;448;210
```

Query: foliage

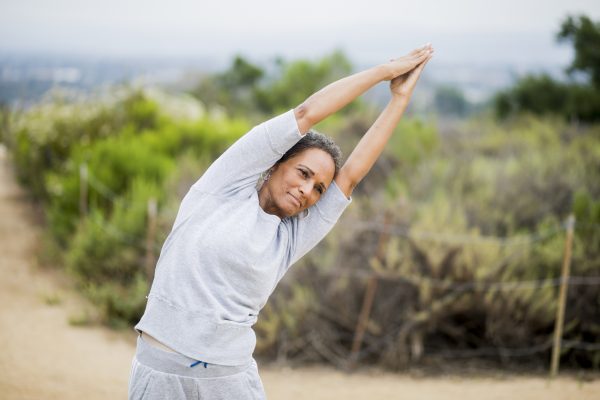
261;114;600;370
2;88;247;327
494;75;568;119
494;14;600;122
2;50;599;370
558;15;600;88
192;50;360;118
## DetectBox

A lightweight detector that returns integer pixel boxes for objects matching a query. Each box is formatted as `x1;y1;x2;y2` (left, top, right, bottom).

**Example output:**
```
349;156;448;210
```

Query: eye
298;168;308;178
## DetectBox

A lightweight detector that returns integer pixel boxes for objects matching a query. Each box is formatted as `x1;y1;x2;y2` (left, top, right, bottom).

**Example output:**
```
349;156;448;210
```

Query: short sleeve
192;109;304;197
285;179;352;266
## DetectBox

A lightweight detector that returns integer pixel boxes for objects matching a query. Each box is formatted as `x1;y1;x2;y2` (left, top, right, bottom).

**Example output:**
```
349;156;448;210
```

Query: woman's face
261;148;336;218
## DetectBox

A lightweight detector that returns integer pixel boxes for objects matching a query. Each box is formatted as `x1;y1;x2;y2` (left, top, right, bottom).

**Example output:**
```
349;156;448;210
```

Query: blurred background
1;0;600;398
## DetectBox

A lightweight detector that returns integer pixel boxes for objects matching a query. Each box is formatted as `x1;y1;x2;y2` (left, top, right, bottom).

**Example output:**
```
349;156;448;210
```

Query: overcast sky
1;0;599;67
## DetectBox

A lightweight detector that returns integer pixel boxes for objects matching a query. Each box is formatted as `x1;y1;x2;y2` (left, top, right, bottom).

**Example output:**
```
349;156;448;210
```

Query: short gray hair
275;130;342;177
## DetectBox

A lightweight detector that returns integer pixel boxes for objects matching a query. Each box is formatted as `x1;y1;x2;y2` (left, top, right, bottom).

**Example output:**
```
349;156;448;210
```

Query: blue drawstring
190;360;208;368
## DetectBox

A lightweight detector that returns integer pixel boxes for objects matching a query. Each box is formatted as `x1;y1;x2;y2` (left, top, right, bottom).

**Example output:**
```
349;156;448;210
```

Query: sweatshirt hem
134;295;256;366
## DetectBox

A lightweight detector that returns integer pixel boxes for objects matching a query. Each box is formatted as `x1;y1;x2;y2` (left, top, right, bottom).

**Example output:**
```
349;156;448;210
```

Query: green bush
3;57;599;371
2;88;249;329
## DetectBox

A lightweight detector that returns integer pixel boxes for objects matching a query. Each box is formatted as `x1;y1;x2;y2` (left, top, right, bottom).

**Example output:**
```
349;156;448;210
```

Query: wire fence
348;219;567;246
79;164;600;367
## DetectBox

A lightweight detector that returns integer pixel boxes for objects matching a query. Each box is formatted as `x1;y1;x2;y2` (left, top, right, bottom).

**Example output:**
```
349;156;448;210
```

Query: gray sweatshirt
134;109;352;365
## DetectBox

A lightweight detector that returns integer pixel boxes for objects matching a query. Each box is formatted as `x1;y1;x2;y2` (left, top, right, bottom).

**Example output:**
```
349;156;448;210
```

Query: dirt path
0;145;137;399
0;144;598;400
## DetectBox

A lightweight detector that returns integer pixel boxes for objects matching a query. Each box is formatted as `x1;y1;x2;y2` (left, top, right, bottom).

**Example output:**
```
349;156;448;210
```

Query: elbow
335;168;360;198
294;102;313;134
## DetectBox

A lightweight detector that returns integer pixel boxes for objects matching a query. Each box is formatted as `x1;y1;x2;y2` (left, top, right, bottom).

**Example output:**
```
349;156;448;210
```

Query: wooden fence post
550;214;575;377
348;214;391;369
79;163;88;217
145;198;158;283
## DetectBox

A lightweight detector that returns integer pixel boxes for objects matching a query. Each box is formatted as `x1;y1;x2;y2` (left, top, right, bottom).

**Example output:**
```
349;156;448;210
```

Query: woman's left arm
335;55;432;198
294;45;432;133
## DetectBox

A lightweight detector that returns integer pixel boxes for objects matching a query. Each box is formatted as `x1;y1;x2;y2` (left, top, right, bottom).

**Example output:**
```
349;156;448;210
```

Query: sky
1;0;599;68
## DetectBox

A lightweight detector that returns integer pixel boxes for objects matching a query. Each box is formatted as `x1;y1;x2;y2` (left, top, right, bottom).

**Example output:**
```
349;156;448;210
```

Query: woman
129;44;433;399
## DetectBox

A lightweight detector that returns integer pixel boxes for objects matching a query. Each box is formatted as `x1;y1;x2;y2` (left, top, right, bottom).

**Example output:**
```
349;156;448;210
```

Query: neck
258;185;284;219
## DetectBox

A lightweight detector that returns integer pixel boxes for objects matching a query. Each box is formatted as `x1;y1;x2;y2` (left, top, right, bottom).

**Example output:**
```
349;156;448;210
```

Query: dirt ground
0;143;598;400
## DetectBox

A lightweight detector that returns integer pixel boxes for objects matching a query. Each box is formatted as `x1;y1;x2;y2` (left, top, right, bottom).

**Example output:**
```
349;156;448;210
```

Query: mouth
288;193;301;208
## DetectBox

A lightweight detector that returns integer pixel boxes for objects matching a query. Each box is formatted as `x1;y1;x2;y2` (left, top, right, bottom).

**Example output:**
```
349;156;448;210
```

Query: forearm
295;65;389;133
338;95;409;191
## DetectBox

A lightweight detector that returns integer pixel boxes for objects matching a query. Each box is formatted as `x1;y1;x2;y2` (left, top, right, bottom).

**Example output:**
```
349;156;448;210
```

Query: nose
298;181;315;200
298;181;314;198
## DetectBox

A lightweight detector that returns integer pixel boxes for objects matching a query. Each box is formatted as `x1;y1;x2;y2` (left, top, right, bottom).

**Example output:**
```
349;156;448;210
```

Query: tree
218;55;264;90
192;50;356;117
254;50;354;114
192;55;265;116
494;14;600;122
494;74;568;119
557;15;600;88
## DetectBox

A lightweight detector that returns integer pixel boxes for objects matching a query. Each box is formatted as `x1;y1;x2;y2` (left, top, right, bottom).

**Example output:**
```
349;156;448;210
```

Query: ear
263;164;277;183
269;163;281;174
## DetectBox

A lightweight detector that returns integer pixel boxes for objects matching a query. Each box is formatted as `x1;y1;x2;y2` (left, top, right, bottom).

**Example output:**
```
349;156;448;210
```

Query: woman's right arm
294;44;433;133
335;55;432;198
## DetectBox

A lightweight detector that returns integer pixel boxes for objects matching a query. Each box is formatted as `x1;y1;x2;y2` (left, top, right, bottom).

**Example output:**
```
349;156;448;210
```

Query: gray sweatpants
128;334;266;399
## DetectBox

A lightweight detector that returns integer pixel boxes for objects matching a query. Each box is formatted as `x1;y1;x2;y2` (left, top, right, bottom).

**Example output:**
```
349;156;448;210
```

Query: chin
276;197;296;218
274;202;294;219
284;208;298;218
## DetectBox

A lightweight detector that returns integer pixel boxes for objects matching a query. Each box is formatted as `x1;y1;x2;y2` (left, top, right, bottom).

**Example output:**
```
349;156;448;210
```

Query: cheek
282;171;298;188
304;191;320;208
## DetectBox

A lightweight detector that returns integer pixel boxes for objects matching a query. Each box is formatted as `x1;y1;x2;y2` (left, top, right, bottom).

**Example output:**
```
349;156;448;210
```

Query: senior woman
129;44;433;399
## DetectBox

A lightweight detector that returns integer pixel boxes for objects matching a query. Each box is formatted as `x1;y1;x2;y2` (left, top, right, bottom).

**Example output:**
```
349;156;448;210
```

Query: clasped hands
384;44;434;99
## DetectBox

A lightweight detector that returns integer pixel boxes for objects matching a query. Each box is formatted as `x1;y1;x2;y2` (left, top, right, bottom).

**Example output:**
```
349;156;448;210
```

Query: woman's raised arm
294;44;433;134
335;53;433;198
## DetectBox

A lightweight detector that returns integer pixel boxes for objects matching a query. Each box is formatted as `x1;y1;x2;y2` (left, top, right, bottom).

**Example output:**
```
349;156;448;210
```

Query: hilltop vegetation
1;15;599;371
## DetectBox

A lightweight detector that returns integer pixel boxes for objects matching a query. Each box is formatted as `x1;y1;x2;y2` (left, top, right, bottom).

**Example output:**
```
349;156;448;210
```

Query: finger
402;46;431;64
407;56;432;80
422;52;434;65
414;56;432;73
418;46;434;58
408;48;422;56
404;55;431;80
416;51;429;61
408;43;431;56
408;51;429;66
415;49;434;65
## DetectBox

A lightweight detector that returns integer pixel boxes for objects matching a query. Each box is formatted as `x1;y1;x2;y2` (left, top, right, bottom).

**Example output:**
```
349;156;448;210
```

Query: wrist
374;63;393;81
390;93;411;105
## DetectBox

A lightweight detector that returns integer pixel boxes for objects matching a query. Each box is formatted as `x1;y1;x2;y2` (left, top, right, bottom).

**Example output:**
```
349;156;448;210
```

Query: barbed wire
562;340;600;351
83;176;600;293
319;241;600;289
379;275;600;292
348;330;600;362
346;219;566;246
79;207;600;293
574;221;600;230
42;165;600;364
427;341;553;358
83;163;586;249
422;340;600;359
81;164;600;257
82;168;600;294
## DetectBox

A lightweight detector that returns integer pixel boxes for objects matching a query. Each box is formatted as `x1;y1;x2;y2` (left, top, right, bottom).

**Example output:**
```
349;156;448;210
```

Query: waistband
135;333;252;379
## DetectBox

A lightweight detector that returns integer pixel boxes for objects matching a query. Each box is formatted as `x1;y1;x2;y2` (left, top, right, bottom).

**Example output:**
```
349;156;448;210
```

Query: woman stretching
129;43;434;399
